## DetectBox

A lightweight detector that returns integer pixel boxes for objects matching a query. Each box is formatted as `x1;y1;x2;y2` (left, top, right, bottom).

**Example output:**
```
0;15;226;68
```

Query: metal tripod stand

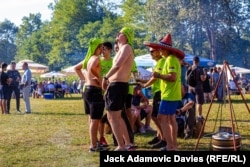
194;60;250;151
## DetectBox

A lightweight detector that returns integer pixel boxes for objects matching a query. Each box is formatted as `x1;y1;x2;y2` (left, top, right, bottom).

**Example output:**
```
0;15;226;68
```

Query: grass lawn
0;93;250;166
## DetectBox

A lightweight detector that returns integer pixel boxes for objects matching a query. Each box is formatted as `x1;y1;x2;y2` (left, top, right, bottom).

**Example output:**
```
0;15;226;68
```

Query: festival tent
137;66;152;80
7;59;49;73
61;65;85;76
216;64;250;75
62;65;77;74
232;66;250;75
184;54;216;67
134;54;156;67
215;64;250;80
134;53;216;67
40;71;66;78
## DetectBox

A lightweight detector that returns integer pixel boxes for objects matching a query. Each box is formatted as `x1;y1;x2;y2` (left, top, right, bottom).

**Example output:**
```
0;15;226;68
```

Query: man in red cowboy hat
144;34;183;151
139;47;166;148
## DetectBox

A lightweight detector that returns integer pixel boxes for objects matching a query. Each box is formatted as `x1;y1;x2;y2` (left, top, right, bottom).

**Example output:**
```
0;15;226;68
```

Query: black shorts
125;94;132;108
83;86;104;119
0;86;10;100
140;109;148;120
188;86;204;105
105;82;128;111
152;91;161;117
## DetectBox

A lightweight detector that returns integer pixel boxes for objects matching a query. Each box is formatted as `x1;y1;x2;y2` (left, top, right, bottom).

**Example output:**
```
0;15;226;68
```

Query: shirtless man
102;27;134;151
75;38;106;152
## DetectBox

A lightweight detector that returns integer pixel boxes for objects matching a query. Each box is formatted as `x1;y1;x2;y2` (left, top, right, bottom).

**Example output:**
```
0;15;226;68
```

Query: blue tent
134;53;216;67
184;54;216;67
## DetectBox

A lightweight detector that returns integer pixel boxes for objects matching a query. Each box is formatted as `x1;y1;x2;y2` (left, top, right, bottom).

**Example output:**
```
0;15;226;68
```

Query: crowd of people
2;27;249;152
0;61;32;114
0;61;84;115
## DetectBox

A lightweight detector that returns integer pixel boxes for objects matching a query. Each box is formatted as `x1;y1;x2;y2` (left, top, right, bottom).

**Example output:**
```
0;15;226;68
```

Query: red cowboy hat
144;34;185;59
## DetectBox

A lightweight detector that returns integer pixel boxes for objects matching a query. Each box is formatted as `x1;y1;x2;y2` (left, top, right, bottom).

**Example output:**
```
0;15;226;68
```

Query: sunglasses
150;50;157;53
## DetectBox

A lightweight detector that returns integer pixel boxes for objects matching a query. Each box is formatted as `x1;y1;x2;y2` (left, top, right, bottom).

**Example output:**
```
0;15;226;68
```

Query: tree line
0;0;249;71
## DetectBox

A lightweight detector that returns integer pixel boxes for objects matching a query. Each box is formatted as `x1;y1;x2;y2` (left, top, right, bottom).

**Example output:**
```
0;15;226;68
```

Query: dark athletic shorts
140;109;148;120
152;91;161;117
125;94;132;108
83;86;104;119
105;82;128;111
188;86;204;105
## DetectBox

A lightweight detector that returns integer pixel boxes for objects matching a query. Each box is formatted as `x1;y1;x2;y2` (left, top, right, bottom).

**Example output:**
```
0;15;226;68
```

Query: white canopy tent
216;64;250;80
134;54;156;67
40;71;66;78
62;65;77;74
232;66;250;75
7;59;49;73
137;66;152;80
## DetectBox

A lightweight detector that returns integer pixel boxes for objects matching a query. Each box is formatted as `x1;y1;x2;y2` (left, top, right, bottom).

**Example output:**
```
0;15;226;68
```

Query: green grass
0;94;250;166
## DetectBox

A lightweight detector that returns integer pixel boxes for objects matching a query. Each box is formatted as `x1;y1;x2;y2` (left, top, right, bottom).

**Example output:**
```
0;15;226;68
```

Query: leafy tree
144;0;250;67
0;19;18;63
15;13;43;61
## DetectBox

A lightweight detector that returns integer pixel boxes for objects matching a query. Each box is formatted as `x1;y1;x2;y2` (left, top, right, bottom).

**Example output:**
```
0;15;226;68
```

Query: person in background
0;62;12;114
21;62;32;114
211;66;219;99
216;67;225;102
125;60;137;141
187;56;205;121
102;27;135;151
176;85;196;139
98;41;113;147
140;47;166;149
180;59;190;87
47;81;55;98
34;82;44;98
229;79;237;93
7;61;21;113
131;85;153;133
202;68;212;103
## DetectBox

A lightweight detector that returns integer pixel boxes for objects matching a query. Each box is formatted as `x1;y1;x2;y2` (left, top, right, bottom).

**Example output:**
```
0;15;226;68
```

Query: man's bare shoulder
88;55;100;64
120;44;132;51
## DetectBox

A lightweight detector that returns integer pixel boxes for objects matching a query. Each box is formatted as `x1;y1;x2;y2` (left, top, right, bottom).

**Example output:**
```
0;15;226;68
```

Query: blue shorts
158;100;180;115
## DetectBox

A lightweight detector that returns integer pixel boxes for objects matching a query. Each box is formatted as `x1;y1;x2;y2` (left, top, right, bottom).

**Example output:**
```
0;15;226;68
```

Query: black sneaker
89;146;109;152
89;147;98;152
148;137;160;145
152;140;167;149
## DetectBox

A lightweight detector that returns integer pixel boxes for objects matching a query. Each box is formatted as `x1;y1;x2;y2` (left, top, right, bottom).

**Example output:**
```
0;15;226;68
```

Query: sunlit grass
0;93;249;166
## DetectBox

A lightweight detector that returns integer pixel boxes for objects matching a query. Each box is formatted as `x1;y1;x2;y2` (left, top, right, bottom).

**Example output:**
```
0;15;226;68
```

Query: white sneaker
139;127;146;134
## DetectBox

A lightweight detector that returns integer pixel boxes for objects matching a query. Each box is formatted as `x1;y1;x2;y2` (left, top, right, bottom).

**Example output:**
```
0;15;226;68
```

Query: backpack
186;68;197;87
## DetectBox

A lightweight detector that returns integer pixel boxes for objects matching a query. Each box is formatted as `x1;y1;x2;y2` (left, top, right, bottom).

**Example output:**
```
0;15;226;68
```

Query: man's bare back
83;55;102;88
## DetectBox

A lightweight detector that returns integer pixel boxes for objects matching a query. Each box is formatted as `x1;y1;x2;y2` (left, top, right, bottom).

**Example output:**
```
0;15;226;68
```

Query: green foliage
1;0;249;69
0;20;18;63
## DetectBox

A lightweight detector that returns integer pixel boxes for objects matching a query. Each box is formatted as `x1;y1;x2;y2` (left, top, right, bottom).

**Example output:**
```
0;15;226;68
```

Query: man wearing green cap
75;38;107;152
102;27;135;151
